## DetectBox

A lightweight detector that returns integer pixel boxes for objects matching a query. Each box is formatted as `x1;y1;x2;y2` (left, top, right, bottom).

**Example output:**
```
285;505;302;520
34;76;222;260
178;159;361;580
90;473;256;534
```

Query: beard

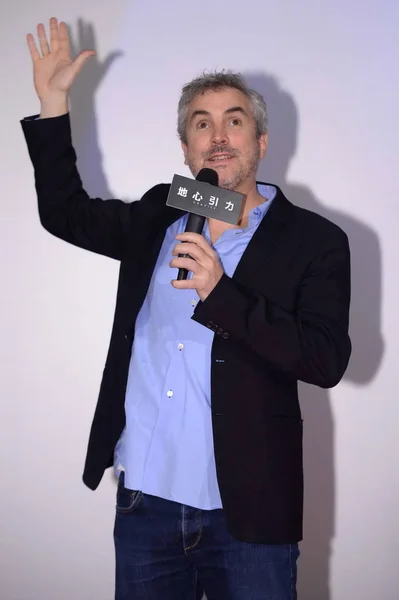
186;143;261;191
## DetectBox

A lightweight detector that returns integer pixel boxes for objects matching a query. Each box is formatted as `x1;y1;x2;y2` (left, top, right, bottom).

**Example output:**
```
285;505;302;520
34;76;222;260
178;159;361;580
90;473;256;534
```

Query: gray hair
177;70;268;144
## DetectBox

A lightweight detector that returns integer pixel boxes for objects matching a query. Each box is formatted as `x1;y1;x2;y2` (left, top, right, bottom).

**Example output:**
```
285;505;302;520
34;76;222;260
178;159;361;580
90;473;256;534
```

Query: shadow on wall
68;18;123;200
67;19;384;600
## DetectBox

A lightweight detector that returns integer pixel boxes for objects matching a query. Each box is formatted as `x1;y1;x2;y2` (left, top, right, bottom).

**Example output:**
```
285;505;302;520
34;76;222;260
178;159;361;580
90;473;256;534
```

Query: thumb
72;50;96;74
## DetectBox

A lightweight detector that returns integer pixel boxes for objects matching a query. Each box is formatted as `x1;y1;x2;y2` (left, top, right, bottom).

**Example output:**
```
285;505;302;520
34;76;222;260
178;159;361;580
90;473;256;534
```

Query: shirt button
177;343;184;350
191;299;197;307
167;390;174;398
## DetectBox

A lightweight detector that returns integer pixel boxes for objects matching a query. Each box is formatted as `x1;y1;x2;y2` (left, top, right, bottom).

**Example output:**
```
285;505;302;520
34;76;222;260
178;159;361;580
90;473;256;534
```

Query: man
22;17;351;600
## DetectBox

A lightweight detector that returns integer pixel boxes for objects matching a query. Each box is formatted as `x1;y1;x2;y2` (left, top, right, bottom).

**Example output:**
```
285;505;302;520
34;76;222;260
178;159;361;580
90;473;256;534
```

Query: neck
236;179;264;227
207;178;265;238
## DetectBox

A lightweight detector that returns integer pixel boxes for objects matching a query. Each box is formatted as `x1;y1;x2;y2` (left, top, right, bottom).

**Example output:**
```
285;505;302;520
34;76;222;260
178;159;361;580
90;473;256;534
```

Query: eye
196;121;209;129
230;118;242;126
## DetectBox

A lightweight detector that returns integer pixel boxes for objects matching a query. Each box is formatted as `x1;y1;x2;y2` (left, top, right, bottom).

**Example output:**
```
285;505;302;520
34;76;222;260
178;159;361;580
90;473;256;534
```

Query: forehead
187;87;252;116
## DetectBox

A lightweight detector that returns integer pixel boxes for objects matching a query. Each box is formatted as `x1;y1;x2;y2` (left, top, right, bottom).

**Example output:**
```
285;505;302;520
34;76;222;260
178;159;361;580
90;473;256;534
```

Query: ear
181;141;188;165
258;133;268;159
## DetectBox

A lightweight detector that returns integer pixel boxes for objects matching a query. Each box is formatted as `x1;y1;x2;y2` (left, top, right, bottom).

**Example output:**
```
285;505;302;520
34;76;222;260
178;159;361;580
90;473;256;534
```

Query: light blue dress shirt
114;184;276;509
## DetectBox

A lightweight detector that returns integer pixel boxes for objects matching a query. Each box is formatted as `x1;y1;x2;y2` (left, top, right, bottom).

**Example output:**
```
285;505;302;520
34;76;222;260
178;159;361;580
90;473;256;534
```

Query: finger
173;243;215;271
175;233;215;259
170;257;200;273
176;232;204;243
26;33;40;62
171;278;196;290
59;21;71;57
173;242;205;261
37;23;50;56
49;17;59;52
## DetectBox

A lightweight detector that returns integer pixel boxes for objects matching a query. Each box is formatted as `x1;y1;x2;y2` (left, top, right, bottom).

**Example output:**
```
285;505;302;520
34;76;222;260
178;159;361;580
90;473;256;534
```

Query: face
181;87;267;191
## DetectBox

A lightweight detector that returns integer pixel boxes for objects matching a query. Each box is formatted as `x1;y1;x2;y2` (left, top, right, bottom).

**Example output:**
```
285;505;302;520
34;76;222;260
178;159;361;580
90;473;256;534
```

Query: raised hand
26;17;95;116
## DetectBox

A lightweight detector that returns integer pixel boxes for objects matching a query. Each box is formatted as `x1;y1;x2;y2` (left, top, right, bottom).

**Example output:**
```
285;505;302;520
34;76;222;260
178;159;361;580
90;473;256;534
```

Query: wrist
39;94;69;119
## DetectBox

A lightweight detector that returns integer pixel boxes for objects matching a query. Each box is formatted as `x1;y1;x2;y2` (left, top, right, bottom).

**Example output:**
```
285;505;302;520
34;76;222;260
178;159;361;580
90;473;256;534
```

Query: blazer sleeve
192;229;352;389
20;113;139;260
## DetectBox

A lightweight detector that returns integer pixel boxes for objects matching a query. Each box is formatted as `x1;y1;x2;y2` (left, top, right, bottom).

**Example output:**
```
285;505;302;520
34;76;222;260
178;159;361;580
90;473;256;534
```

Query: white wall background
1;1;398;599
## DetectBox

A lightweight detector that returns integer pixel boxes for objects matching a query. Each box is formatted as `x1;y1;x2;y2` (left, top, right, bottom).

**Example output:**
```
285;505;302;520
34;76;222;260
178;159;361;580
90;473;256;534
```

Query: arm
21;113;138;260
23;18;139;259
191;232;352;388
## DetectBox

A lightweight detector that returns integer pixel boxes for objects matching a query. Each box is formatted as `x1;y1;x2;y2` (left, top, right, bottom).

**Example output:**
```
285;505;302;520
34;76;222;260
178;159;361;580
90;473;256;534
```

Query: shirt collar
247;183;277;226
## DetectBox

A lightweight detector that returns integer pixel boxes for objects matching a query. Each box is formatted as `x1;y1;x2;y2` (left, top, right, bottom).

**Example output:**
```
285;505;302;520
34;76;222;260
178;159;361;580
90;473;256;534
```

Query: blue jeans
114;472;299;600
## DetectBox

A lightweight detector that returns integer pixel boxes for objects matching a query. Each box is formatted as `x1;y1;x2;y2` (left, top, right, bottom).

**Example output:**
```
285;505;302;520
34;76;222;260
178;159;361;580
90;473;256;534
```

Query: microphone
166;168;245;280
177;168;219;281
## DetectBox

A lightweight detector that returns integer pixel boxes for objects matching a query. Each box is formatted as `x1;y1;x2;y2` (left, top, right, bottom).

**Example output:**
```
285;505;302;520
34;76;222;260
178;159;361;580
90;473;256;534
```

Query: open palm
27;17;95;100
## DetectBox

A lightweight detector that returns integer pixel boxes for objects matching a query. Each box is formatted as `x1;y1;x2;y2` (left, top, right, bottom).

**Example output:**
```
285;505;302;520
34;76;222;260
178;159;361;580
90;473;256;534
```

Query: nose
212;123;228;146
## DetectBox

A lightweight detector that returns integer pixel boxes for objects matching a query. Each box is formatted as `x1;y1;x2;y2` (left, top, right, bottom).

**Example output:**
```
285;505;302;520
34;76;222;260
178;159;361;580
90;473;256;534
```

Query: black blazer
21;113;351;544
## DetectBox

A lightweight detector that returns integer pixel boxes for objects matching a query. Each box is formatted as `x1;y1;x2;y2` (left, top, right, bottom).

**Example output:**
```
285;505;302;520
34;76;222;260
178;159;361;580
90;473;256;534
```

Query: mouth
207;154;235;164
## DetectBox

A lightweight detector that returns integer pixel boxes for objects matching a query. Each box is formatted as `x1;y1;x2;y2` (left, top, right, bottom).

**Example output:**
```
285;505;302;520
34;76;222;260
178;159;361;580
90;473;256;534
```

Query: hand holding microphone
166;168;245;301
170;231;225;302
176;167;219;280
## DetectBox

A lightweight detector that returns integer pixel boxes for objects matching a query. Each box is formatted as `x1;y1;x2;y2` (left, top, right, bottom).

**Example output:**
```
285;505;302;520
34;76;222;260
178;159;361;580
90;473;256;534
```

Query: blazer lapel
232;186;294;288
135;184;295;294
